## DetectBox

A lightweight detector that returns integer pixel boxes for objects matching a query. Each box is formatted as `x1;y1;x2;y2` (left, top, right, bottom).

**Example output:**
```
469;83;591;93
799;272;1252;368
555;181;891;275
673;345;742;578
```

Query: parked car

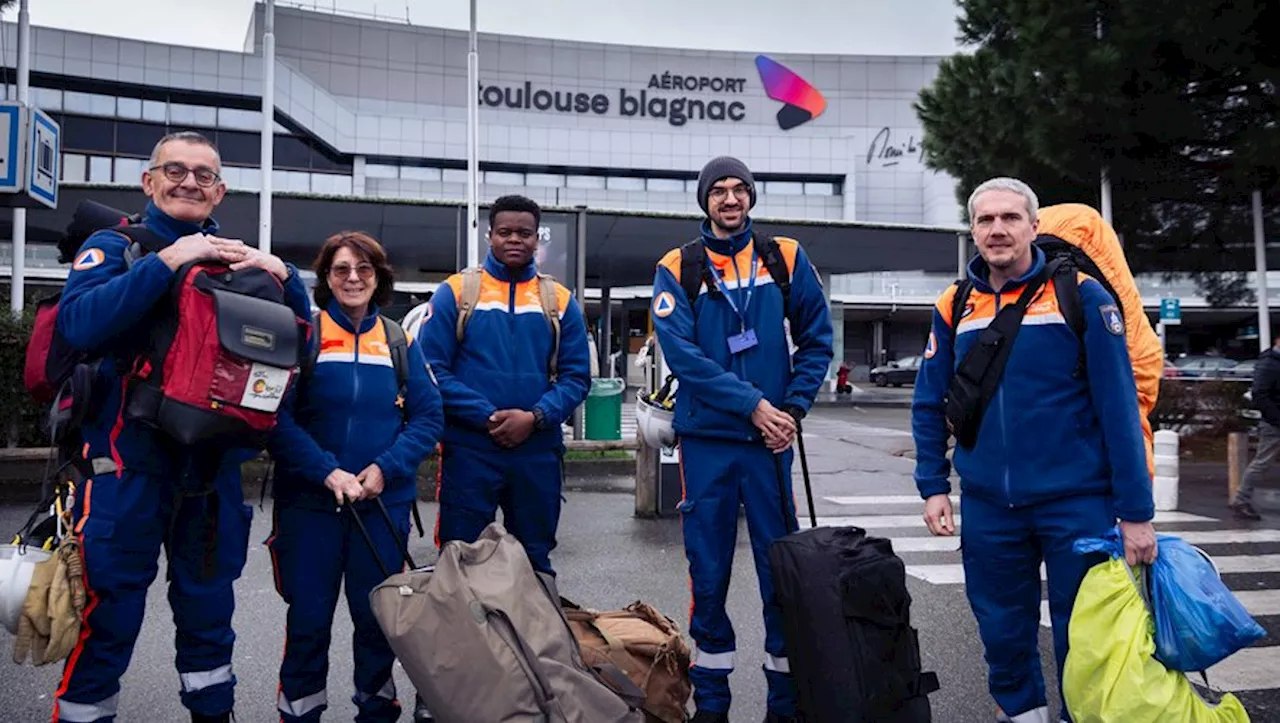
1226;358;1258;380
869;355;921;387
1170;355;1239;379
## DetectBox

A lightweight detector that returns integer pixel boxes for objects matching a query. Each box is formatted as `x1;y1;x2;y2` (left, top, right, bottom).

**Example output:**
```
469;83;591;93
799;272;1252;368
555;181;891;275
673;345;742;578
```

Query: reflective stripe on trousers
54;694;119;723
279;689;328;718
691;644;735;671
180;664;233;693
763;655;790;674
354;677;396;703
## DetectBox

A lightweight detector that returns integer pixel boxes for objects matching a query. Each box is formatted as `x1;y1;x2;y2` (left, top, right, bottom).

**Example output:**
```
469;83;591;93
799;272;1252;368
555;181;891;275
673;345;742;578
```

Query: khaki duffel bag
562;599;693;723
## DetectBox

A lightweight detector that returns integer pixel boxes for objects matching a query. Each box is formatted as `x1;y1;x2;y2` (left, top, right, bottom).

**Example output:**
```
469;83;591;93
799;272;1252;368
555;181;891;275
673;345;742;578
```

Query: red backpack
26;200;307;450
123;260;305;447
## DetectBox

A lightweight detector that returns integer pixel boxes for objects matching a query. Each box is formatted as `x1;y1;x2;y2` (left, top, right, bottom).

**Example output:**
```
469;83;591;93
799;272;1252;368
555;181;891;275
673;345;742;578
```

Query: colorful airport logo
755;55;827;130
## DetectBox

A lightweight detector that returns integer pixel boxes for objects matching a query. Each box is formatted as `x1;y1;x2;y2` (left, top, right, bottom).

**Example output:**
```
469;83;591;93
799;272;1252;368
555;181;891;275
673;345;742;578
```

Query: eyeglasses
329;263;376;280
708;185;751;202
150;162;221;188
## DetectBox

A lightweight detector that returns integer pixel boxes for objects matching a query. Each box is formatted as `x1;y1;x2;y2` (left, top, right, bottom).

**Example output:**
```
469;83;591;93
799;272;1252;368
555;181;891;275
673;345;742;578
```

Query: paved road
0;407;1276;721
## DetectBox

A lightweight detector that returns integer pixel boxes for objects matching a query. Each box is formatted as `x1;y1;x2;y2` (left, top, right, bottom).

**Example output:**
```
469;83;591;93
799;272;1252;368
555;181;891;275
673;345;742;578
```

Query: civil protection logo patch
72;248;104;271
1100;304;1124;336
653;292;676;318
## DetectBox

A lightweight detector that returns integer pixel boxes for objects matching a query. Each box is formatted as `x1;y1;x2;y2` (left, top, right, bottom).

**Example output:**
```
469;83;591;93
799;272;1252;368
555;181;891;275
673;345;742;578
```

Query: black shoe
691;711;730;723
191;713;231;723
1231;501;1263;520
764;712;805;723
413;694;434;722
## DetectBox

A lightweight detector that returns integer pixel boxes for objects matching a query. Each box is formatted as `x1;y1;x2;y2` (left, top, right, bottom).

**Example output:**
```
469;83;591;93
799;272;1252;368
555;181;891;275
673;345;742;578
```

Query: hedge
0;307;47;447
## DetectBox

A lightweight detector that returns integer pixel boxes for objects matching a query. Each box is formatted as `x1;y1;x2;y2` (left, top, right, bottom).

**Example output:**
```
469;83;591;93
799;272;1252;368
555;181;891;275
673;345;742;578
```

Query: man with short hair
413;196;591;721
419;194;590;575
912;177;1158;723
650;156;834;723
1235;335;1280;520
52;131;313;723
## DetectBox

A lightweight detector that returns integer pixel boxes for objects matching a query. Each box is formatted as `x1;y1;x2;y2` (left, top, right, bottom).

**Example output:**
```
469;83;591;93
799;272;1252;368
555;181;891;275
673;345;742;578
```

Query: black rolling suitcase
768;428;939;723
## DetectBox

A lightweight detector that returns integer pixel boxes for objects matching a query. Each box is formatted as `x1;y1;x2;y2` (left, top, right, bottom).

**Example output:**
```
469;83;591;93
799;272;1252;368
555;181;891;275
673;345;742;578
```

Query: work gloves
12;537;87;666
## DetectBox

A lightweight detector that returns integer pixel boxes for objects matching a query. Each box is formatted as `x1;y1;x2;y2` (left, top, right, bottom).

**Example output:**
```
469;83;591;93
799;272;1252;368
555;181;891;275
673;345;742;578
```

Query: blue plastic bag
1148;534;1265;672
1073;525;1265;673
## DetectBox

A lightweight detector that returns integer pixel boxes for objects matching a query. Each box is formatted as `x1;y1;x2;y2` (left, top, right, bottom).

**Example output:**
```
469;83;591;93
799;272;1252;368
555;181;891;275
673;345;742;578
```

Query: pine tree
917;0;1280;304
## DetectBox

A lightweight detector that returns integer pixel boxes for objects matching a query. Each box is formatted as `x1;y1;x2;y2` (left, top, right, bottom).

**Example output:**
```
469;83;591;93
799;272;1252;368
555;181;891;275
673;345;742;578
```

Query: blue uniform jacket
650;218;834;442
418;251;590;453
56;201;313;475
268;300;444;510
911;246;1154;522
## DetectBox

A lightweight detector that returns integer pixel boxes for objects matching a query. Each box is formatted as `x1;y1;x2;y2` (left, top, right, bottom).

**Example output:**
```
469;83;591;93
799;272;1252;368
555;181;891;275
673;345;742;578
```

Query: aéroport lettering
477;78;749;127
646;72;748;94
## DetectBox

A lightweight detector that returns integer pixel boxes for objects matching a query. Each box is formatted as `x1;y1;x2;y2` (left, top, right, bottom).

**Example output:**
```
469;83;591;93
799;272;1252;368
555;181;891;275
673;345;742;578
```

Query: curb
814;398;913;409
0;458;639;504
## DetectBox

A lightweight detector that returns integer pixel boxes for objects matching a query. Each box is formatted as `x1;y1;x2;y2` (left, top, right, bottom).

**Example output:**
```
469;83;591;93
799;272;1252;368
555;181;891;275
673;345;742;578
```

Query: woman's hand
356;463;386;499
324;468;364;505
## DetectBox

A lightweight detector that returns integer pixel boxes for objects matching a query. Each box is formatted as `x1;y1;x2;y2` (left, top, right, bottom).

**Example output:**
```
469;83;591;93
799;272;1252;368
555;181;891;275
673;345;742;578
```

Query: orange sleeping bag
1036;203;1164;479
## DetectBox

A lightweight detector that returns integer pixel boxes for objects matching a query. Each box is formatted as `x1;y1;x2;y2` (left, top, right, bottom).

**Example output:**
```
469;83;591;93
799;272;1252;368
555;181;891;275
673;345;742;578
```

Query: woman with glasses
265;231;443;723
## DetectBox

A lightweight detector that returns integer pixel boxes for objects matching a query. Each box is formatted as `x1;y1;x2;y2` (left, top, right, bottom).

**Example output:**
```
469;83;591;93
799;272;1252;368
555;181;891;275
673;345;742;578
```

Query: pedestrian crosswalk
802;494;1280;696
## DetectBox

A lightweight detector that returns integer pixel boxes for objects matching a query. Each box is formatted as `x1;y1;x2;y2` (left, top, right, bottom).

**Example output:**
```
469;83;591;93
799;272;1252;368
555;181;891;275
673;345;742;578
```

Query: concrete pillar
352;155;368;197
830;301;844;386
600;285;612;377
573;207;587;440
872;320;886;368
820;270;839;388
1153;429;1179;511
842;171;857;220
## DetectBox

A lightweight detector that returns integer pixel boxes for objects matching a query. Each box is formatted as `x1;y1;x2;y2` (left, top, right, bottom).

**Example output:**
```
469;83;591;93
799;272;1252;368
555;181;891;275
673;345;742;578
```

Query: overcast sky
19;0;964;56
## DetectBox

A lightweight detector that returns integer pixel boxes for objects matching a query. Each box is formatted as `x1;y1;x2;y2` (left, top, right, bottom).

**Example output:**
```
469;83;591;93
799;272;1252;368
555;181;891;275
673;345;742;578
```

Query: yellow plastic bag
1063;557;1250;722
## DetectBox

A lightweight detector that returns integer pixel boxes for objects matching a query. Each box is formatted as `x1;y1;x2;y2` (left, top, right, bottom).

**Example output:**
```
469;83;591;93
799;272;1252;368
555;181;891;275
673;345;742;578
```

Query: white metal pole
1254;189;1270;353
466;0;479;269
10;0;29;315
1100;167;1113;225
259;0;276;255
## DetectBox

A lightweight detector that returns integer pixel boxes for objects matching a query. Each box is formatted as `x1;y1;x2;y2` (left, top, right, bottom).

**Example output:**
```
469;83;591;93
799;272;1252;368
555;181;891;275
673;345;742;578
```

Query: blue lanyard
710;250;758;328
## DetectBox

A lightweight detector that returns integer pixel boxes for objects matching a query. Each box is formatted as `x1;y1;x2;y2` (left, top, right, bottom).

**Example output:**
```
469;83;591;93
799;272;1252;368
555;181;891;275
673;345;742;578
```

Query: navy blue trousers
435;443;564;575
678;437;798;716
268;501;411;722
961;492;1114;721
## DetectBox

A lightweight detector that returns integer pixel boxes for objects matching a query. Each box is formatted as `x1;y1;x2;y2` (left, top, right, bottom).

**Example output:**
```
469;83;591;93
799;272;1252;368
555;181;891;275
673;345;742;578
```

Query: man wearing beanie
650;156;834;722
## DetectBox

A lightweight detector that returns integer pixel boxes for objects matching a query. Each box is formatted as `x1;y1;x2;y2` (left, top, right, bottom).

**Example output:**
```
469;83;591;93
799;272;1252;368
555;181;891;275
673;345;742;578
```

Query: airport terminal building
0;3;1271;378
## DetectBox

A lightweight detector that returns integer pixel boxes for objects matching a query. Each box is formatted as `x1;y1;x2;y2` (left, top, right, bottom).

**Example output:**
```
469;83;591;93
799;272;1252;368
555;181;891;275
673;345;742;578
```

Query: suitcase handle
774;419;817;533
345;496;418;578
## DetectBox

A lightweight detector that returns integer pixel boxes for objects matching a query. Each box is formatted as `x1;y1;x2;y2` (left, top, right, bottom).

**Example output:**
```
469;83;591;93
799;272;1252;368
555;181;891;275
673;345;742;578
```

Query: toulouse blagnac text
477;81;749;127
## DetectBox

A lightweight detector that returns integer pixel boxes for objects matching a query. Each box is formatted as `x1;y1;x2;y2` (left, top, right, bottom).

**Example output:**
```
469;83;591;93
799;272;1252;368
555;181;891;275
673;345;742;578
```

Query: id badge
727;328;758;354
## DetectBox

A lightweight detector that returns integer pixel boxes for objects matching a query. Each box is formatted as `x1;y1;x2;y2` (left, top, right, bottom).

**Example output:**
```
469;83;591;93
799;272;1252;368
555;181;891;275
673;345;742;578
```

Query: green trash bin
584;377;625;440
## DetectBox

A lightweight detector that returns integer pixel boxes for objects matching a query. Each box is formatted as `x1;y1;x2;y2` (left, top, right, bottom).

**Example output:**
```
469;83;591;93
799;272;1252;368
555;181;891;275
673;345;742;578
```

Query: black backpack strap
949;279;974;346
302;309;323;380
755;235;792;319
379;315;427;538
115;224;169;268
1050;261;1088;378
381;316;411;415
944;259;1061;449
678;239;708;307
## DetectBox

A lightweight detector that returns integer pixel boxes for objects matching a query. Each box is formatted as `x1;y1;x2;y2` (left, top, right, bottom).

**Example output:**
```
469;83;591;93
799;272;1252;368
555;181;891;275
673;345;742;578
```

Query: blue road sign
1160;298;1181;326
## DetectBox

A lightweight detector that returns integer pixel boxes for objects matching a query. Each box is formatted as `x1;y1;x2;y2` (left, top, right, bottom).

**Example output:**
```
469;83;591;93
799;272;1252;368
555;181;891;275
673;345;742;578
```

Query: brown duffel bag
562;599;693;723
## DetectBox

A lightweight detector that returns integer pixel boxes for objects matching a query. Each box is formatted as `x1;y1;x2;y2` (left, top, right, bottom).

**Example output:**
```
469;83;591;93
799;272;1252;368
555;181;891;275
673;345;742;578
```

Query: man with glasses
52;131;312;723
649;156;834;723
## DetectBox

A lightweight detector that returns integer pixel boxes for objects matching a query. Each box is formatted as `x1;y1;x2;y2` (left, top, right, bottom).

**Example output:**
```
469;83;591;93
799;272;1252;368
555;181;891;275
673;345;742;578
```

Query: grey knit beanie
696;156;756;214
